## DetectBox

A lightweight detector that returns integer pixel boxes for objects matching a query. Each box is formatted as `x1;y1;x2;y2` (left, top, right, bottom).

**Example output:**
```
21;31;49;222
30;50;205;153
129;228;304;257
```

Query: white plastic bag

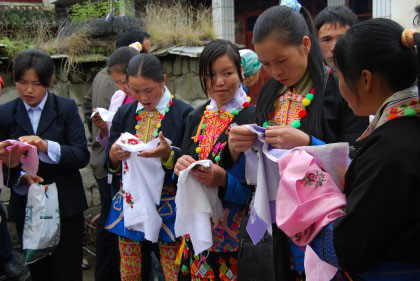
23;183;60;264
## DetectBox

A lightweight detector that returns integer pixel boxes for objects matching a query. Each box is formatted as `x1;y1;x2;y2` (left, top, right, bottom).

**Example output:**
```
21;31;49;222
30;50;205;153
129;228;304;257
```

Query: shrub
69;0;120;22
144;0;215;48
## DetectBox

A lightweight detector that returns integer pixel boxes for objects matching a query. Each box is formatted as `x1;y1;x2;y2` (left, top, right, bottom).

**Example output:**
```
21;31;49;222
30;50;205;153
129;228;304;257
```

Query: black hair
414;5;420;93
414;5;420;26
14;49;54;87
107;47;139;75
115;27;151;50
334;18;418;97
314;6;358;31
127;53;164;83
199;39;243;96
252;5;325;137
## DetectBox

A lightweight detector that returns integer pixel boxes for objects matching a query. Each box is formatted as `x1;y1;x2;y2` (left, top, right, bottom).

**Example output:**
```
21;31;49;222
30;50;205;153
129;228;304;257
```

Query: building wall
390;0;420;28
162;55;207;108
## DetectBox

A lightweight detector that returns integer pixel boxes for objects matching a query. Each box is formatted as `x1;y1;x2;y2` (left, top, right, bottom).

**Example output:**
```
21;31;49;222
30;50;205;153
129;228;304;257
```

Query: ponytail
252;3;325;137
334;18;417;97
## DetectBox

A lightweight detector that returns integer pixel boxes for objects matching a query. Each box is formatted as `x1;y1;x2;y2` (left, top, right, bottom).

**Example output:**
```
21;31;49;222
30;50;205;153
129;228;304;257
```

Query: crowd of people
1;0;420;280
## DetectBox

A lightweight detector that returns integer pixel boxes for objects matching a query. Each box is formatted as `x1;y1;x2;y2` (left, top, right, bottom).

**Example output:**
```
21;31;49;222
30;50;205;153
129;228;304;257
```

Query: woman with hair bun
306;18;420;280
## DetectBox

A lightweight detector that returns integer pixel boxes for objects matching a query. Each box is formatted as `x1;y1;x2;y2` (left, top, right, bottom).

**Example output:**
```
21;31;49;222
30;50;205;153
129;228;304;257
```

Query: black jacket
334;117;420;275
0;93;90;222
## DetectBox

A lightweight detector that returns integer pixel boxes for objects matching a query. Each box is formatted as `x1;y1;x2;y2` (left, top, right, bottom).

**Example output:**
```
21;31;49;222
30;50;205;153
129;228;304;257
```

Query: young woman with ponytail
227;0;368;280
304;18;420;280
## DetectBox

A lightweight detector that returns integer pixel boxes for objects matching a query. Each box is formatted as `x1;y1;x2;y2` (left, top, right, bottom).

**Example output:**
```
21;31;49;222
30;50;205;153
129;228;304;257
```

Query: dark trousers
94;176;121;281
16;213;84;281
0;202;13;265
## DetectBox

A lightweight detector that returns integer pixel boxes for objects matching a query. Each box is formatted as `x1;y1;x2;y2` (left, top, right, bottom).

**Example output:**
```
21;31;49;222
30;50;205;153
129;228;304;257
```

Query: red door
236;11;271;105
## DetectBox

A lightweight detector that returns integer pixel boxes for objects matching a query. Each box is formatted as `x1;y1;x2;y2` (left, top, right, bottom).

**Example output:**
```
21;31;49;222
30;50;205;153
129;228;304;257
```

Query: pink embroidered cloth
276;149;346;245
0;140;39;189
275;149;346;281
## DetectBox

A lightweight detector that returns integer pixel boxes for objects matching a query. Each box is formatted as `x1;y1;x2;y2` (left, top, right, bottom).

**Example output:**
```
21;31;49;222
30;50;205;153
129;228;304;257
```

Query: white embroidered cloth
175;160;224;255
115;132;170;242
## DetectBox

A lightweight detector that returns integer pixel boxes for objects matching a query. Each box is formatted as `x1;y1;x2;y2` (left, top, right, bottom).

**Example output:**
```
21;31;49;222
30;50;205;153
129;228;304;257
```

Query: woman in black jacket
0;49;90;281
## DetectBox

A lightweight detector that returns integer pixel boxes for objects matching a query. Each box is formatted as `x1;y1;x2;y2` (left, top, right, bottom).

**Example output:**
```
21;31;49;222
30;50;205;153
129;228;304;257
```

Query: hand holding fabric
137;132;172;159
19;136;48;153
174;155;196;176
20;173;44;186
0;141;25;168
92;108;108;137
192;163;226;188
109;141;131;168
228;125;258;162
265;126;310;149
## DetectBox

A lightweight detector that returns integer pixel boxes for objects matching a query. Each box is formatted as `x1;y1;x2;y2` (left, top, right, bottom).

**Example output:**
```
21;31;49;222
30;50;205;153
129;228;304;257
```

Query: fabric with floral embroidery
115;132;170;242
275;149;346;246
195;88;249;253
267;71;313;126
275;149;347;281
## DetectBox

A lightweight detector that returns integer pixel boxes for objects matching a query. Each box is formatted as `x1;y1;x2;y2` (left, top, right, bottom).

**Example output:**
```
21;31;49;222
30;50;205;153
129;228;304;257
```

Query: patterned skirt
119;237;180;281
178;236;238;281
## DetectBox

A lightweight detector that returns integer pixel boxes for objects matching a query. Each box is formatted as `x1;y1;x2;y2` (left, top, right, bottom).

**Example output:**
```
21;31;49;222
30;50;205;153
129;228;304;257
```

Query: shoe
3;258;25;278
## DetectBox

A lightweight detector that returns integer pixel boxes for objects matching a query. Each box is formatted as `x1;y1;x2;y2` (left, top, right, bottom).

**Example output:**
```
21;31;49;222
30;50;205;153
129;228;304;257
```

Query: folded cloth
275;149;348;281
91;107;116;122
175;160;224;255
115;132;169;242
276;149;346;246
243;125;349;245
0;140;39;190
304;244;338;281
243;124;290;244
91;107;117;132
109;90;127;112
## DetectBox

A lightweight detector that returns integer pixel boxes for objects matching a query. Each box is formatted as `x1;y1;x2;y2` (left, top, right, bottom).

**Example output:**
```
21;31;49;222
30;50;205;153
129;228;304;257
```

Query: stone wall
0;52;208;210
162;54;208;108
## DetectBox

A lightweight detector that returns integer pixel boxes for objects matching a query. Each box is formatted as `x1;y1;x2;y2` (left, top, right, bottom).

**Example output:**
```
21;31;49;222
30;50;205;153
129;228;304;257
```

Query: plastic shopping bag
23;183;60;264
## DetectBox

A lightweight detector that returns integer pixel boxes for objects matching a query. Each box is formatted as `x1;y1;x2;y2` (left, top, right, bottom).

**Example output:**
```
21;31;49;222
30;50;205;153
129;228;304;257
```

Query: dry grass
144;0;216;48
0;17;64;59
54;26;96;75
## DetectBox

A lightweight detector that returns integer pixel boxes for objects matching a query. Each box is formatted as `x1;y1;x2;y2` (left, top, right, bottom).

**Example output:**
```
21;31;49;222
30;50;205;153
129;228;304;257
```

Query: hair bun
129;42;143;52
401;29;416;48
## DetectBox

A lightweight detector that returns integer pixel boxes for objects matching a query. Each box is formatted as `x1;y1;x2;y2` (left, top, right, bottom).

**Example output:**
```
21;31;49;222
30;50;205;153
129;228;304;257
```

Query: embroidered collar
207;86;248;113
135;86;171;115
358;86;420;140
23;91;48;111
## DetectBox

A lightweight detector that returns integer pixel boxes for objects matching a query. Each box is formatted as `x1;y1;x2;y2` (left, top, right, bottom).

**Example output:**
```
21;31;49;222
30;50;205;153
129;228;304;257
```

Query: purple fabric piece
270;201;276;223
97;133;109;148
246;207;269;245
244;125;288;244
